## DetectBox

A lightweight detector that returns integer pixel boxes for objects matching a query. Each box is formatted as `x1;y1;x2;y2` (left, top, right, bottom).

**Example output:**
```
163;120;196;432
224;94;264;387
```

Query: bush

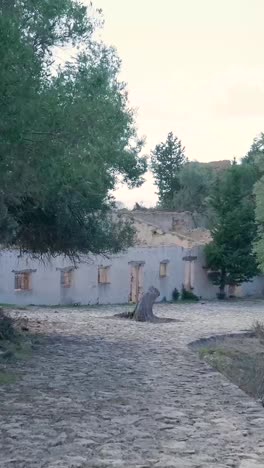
253;321;264;344
181;286;199;301
172;288;180;302
0;309;17;341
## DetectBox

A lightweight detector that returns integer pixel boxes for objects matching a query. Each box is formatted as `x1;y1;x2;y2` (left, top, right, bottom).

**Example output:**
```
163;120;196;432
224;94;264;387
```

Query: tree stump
114;286;181;323
132;286;160;322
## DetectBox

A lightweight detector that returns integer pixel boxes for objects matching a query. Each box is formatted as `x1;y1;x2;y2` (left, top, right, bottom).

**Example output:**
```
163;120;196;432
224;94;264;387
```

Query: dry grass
252;320;264;344
197;328;264;404
0;308;32;385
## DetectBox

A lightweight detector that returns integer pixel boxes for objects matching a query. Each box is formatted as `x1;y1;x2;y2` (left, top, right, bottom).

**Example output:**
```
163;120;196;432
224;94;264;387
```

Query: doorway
129;263;144;303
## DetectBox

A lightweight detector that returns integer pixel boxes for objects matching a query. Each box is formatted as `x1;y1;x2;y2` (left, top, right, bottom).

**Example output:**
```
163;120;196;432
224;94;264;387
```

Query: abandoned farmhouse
0;211;263;306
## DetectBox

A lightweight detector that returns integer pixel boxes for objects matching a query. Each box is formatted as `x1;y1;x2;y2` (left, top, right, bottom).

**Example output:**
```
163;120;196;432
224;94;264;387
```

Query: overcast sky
85;0;264;207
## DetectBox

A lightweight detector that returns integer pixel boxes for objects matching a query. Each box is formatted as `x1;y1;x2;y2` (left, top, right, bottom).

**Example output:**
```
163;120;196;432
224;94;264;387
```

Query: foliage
151;132;187;207
205;164;259;296
255;182;264;271
242;133;264;166
241;134;264;271
171;162;215;214
0;309;17;341
181;286;199;301
252;146;264;271
0;372;18;385
172;287;180;302
253;321;264;344
0;308;32;384
0;0;147;259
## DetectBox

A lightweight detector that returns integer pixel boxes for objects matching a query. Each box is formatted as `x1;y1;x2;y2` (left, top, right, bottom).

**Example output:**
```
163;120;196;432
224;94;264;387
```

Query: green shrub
181;286;199;301
0;371;18;385
172;288;180;302
0;309;17;342
253;321;264;343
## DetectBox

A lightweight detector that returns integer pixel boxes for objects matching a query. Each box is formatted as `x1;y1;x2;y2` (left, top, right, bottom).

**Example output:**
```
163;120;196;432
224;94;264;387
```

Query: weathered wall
0;247;263;306
192;247;264;300
240;276;264;298
130;212;212;248
130;210;211;232
133;220;195;248
0;246;188;306
192;247;219;299
131;211;196;232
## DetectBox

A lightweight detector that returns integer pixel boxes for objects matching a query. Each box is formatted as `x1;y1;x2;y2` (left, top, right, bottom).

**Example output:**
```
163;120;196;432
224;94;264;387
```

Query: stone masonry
1;301;264;467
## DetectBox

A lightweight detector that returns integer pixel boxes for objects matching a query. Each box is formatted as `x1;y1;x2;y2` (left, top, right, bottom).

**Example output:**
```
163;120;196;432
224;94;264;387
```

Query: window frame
14;271;33;292
159;260;169;278
98;266;111;285
56;266;76;289
61;270;73;289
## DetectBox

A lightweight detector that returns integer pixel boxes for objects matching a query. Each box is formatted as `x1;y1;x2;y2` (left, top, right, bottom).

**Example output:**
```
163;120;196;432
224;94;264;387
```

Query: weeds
0;308;32;385
0;308;17;341
181;286;199;302
0;371;18;385
252;321;264;343
172;288;180;302
198;334;264;404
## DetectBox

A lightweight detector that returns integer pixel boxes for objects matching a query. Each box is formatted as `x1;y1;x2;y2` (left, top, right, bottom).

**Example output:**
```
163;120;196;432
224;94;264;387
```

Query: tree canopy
242;133;264;166
171;162;214;215
150;132;187;207
205;163;259;297
0;0;147;259
252;144;264;270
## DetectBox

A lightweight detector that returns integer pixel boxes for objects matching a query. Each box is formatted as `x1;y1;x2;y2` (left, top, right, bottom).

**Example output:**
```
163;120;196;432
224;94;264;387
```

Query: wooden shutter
15;272;31;290
62;270;72;288
98;267;110;284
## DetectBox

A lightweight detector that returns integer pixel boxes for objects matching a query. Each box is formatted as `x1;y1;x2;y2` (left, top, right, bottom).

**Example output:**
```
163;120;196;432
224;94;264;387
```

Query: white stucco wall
191;247;264;300
0;247;188;306
192;247;219;299
240;276;264;297
0;247;263;306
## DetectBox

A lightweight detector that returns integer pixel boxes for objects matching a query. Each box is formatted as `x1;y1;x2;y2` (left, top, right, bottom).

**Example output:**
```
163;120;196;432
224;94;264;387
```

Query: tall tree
254;182;264;271
171;162;214;214
205;164;258;298
0;0;147;259
253;148;264;270
243;133;264;166
150;132;187;207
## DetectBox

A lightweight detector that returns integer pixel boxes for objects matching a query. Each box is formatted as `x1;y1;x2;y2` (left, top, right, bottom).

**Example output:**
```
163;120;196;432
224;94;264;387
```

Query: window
14;272;31;291
61;270;73;288
159;261;169;278
98;266;111;284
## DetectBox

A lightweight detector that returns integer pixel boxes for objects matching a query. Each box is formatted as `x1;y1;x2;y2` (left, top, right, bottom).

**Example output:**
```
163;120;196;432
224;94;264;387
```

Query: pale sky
86;0;264;207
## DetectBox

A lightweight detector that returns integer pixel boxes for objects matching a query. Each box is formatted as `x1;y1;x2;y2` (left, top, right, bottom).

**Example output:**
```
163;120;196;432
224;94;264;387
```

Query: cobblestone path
1;301;264;468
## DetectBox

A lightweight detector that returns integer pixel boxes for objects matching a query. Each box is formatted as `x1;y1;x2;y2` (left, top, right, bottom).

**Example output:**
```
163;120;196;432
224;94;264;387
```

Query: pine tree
150;132;187;207
205;164;258;298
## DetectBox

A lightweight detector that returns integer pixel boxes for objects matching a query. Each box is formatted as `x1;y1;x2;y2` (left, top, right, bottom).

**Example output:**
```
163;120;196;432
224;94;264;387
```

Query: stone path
1;301;264;468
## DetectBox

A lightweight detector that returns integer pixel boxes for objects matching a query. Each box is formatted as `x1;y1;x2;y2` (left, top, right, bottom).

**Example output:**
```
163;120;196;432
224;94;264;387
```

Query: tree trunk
218;269;226;300
132;286;160;322
115;286;179;323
